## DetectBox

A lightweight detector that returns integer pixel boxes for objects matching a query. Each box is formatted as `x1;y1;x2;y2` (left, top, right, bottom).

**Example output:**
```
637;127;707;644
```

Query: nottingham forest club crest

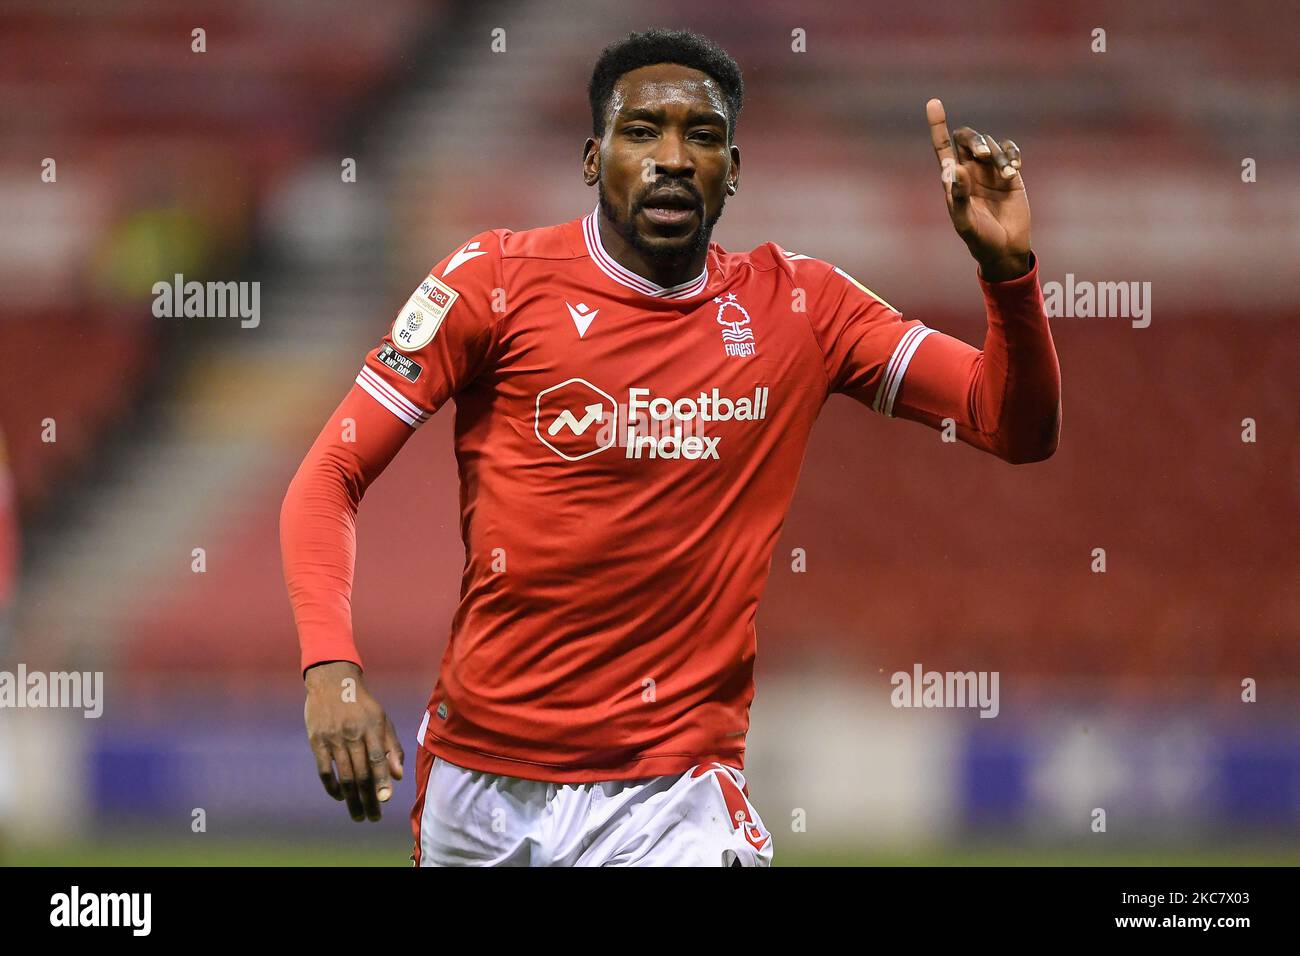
715;293;756;358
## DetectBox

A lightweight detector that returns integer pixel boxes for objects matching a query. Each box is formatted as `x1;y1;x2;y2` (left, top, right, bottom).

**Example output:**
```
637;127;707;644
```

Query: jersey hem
421;733;745;784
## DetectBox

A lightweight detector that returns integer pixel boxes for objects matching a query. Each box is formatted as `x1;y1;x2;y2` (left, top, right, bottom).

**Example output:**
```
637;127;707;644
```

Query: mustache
633;179;704;212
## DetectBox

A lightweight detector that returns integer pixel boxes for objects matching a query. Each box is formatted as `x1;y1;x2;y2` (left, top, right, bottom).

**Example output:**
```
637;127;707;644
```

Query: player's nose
652;131;695;178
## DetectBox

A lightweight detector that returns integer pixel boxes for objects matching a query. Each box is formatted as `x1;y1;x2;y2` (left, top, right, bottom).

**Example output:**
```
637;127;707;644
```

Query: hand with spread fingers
926;98;1031;282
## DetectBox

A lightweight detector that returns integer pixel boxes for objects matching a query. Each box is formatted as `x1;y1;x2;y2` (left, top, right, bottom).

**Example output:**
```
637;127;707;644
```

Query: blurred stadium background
0;0;1297;865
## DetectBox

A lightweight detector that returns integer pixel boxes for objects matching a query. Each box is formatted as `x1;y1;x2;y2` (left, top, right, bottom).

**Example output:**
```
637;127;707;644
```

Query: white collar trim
582;205;708;299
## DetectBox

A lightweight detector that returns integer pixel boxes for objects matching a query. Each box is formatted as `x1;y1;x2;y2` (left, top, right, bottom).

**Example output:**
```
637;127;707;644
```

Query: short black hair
588;29;744;141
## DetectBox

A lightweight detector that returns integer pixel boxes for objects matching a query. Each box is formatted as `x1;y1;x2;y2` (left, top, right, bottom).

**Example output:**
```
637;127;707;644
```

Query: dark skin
304;660;403;822
925;97;1032;282
581;65;1031;286
583;63;740;289
302;75;1034;824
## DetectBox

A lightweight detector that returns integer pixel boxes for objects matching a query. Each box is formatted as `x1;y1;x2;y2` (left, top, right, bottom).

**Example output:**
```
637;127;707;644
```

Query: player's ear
727;143;741;193
582;137;599;186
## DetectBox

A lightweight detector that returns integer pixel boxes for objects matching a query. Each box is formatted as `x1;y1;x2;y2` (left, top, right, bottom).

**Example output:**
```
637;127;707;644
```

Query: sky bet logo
534;379;768;462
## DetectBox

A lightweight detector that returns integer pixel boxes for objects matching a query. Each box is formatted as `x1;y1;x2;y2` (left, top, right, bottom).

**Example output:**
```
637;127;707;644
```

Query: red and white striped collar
582;205;709;299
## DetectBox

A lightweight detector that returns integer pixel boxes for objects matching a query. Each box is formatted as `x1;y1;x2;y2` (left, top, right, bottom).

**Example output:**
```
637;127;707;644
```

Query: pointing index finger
927;98;956;176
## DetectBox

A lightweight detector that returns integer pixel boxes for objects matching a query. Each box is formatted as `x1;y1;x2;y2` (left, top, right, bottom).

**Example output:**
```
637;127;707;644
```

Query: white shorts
410;752;774;867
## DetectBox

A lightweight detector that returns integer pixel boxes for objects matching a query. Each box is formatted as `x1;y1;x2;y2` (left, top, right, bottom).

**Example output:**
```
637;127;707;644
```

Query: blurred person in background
0;427;16;659
0;427;15;863
90;174;215;308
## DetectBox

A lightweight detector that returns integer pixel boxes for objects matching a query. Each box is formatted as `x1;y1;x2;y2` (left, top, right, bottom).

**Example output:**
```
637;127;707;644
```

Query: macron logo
565;301;599;338
442;241;487;277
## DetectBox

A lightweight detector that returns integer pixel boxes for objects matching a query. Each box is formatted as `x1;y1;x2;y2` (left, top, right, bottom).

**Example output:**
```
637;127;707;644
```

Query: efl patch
392;272;458;352
378;344;422;383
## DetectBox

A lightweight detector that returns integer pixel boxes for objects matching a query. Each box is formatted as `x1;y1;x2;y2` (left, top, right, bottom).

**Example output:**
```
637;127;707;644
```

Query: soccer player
280;29;1060;867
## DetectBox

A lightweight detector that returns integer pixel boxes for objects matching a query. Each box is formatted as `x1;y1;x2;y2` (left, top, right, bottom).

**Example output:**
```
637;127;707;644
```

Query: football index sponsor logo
623;386;767;460
534;379;769;462
535;378;618;461
714;292;756;357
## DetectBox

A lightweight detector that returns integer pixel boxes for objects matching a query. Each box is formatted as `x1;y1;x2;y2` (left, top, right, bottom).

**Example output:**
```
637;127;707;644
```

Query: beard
598;179;725;263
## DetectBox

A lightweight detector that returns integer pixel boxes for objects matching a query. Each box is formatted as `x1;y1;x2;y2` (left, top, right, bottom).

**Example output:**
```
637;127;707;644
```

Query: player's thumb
949;162;971;206
384;716;405;780
948;163;973;231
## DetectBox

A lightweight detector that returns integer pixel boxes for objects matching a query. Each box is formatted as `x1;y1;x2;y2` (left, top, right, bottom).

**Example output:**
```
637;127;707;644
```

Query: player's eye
690;130;721;144
624;126;655;139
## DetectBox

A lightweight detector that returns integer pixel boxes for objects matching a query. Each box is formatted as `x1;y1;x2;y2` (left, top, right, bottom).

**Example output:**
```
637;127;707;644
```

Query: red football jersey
283;206;1059;781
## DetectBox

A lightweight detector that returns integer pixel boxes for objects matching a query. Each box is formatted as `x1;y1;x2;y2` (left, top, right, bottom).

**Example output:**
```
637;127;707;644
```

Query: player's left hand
926;98;1031;282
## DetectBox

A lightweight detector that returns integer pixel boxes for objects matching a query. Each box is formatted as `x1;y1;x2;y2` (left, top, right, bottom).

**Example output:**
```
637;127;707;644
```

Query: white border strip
356;367;430;427
582;206;707;299
872;325;934;417
359;366;425;421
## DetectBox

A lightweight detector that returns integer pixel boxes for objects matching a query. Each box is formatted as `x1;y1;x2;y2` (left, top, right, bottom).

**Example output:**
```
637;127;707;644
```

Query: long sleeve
282;231;505;674
802;250;1060;464
280;385;414;673
890;257;1061;463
